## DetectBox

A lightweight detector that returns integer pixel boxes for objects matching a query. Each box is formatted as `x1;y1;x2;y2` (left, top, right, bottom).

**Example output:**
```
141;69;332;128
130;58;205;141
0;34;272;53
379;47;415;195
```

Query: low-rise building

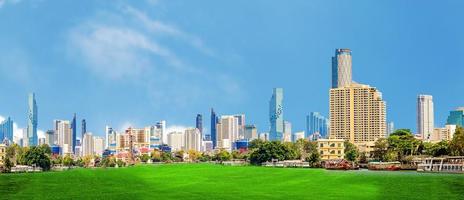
317;138;344;160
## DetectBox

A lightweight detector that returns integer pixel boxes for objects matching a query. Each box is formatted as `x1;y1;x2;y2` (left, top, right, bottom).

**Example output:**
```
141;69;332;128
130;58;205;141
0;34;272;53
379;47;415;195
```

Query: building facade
332;49;352;88
417;95;434;141
283;121;292;142
244;125;258;140
329;83;387;144
184;128;201;152
446;107;464;127
431;125;457;142
71;113;77;154
216;115;239;151
93;136;105;156
210;108;218;148
292;131;305;142
82;132;94;157
167;132;184;152
306;112;329;139
317;138;345;160
27;93;38;146
55;120;73;155
0;117;13;144
196;114;203;136
269;88;284;141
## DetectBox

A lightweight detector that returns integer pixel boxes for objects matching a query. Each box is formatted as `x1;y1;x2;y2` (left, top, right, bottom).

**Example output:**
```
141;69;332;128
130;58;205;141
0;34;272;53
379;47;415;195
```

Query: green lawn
1;164;463;200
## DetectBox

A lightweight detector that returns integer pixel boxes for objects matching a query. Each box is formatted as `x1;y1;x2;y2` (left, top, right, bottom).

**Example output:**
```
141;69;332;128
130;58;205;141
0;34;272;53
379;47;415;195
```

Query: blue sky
0;0;463;138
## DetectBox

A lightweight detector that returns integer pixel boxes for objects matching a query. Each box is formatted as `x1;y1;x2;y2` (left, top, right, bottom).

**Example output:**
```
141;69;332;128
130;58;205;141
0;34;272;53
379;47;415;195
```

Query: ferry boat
417;156;464;173
368;161;401;171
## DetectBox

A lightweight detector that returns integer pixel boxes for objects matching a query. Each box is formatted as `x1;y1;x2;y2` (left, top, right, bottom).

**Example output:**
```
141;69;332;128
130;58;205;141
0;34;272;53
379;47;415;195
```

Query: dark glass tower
196;114;203;136
81;119;87;140
210;109;218;148
71;113;77;154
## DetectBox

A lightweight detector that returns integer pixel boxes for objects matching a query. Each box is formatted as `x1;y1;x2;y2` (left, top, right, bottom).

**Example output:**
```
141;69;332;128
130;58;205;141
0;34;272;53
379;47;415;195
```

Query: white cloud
123;6;214;56
69;24;183;80
0;0;21;8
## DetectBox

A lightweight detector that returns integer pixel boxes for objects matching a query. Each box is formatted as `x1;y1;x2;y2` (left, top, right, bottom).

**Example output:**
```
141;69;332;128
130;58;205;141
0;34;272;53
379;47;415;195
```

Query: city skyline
1;1;463;139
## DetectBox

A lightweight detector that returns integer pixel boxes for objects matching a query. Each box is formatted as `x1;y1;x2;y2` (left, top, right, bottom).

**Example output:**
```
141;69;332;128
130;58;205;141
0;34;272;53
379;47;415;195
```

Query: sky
0;0;463;139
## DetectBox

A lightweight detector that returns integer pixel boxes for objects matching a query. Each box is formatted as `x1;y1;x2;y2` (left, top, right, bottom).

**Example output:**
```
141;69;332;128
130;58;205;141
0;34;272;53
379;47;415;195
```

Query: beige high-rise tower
417;95;434;140
329;83;386;144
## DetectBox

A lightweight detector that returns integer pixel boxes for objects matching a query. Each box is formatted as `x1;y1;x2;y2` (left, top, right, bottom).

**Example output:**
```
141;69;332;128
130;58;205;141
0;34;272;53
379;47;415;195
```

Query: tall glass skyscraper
81;119;87;140
0;117;14;143
332;49;352;88
210;109;218;148
269;88;284;141
306;112;328;139
196;114;203;136
27;93;38;146
446;107;464;127
71;113;77;154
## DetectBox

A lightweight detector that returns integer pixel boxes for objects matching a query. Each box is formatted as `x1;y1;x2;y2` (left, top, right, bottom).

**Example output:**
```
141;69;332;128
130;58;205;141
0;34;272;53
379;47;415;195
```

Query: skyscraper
27;93;38;146
329;84;386;144
105;126;116;149
196;114;203;136
233;114;246;139
184;128;201;152
216;115;239;151
45;130;55;146
332;49;352;88
269;88;284;141
446;107;464;127
71;113;77;154
82;132;94;157
156;121;166;144
283;121;292;142
306;112;329;139
210;108;218;148
55;120;72;155
0;117;13;144
417;95;434;140
387;122;395;136
93;136;104;156
81;119;87;140
244;125;258;140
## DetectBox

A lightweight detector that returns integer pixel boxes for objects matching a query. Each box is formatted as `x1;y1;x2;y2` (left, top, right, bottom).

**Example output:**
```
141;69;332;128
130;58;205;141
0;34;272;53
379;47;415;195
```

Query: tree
2;157;13;173
187;150;201;162
248;141;297;165
151;150;162;162
62;154;74;168
305;151;321;167
214;149;231;163
344;141;358;162
372;138;389;161
22;146;51;171
82;155;93;167
140;154;150;163
450;127;464;156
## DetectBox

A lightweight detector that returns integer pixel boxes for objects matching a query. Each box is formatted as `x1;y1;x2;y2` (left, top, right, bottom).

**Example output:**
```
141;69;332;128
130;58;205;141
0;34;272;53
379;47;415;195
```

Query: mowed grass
1;164;464;200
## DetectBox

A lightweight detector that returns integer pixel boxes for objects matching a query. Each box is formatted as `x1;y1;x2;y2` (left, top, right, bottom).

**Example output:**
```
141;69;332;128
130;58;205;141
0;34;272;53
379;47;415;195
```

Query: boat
368;161;401;171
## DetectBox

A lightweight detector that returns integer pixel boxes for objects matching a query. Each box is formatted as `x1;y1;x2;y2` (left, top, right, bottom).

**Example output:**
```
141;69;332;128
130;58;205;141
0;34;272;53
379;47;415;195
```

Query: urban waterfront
1;0;464;199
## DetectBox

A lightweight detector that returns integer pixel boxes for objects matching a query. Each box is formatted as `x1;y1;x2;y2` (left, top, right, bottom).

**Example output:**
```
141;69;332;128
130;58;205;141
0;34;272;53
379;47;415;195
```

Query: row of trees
372;127;464;163
247;139;321;167
2;144;52;172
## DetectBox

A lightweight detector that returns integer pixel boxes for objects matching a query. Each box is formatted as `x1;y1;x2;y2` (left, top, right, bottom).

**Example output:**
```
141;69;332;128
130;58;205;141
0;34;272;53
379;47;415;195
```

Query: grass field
1;164;464;200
